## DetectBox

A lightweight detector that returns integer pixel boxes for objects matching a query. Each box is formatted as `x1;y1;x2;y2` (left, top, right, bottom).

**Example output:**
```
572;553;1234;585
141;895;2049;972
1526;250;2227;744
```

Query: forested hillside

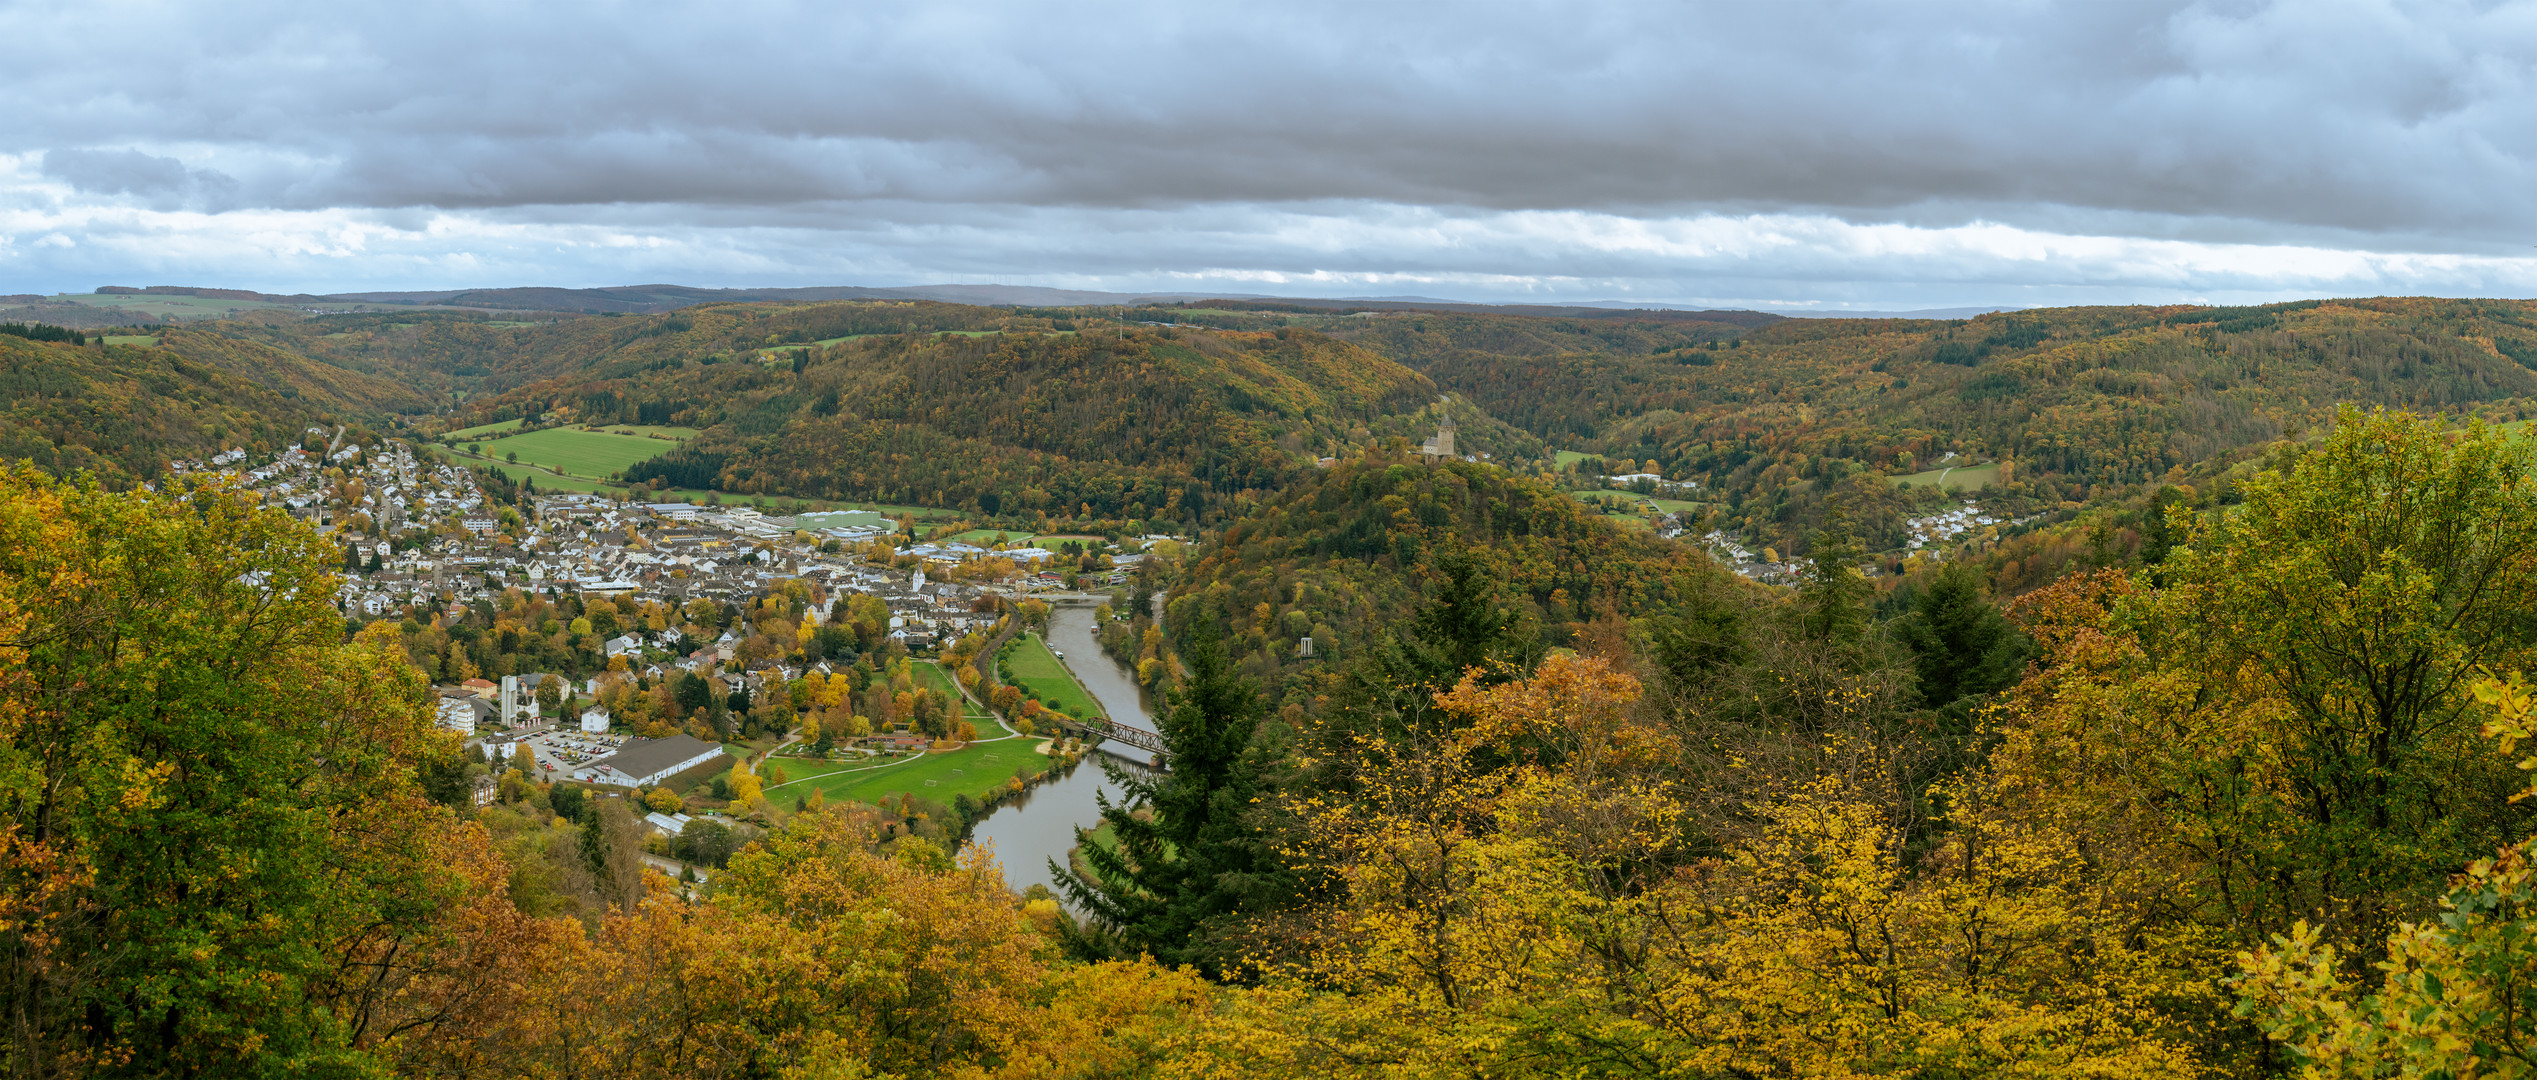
1328;297;2537;557
1151;453;1703;709
16;411;2537;1076
470;320;1540;527
0;330;425;482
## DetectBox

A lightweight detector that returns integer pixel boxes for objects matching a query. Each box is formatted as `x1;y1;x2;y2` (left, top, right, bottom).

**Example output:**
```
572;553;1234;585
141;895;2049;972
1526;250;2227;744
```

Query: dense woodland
1347;298;2537;556
17;295;2537;1075
0;330;424;482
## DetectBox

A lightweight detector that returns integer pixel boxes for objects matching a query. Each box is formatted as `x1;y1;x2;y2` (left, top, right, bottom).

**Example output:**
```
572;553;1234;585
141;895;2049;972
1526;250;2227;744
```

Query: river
964;605;1152;900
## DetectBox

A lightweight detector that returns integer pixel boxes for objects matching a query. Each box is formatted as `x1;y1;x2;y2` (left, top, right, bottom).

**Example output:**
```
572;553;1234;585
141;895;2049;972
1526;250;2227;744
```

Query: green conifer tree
1894;560;2030;720
1056;626;1281;977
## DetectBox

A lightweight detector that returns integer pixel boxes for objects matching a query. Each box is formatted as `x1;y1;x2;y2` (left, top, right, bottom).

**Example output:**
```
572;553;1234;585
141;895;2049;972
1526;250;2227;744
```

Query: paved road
642;853;709;884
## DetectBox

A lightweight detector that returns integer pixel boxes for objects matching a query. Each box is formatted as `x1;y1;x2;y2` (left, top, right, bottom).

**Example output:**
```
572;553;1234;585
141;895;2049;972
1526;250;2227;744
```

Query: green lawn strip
762;755;869;781
467;427;690;479
439;446;935;513
460;459;615;493
1892;462;2002;491
446;418;525;440
574;424;699;441
914;661;1011;736
61;293;298;319
1645;497;1704;513
790;744;1051;806
1553;450;1593;468
949;529;1035;545
101;334;160;347
848;503;967;521
1005;634;1105;720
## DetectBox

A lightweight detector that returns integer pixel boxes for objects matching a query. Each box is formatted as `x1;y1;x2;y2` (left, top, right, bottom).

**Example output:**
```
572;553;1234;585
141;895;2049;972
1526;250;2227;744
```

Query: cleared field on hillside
1892;462;2002;491
447;418;524;439
469;426;695;479
59;292;302;321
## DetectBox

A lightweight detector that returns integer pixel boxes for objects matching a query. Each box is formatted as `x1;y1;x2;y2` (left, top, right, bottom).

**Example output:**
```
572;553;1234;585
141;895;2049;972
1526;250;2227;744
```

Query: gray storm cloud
2;0;2534;303
3;1;2532;235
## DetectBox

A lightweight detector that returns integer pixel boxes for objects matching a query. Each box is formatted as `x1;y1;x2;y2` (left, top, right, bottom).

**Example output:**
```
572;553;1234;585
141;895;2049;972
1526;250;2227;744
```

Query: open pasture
469;426;694;479
1891;462;2001;491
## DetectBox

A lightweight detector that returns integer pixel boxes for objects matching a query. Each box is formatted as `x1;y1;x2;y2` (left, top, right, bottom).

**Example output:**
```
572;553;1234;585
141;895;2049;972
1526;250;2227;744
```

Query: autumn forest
7;293;2537;1078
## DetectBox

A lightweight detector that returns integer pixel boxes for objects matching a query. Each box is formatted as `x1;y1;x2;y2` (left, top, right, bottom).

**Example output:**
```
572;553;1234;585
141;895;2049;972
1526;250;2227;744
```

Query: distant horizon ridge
47;280;2329;322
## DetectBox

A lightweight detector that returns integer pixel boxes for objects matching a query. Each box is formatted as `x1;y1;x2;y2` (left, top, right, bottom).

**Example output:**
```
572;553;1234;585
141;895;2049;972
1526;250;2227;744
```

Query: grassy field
1554;450;1593;468
446;451;724;504
854;503;968;522
447;418;524;440
58;292;301;321
914;661;1012;737
466;426;694;479
1892;462;2002;491
950;529;1035;545
1005;634;1105;720
1646;497;1704;513
445;450;934;516
587;424;700;440
772;743;1053;807
100;334;160;347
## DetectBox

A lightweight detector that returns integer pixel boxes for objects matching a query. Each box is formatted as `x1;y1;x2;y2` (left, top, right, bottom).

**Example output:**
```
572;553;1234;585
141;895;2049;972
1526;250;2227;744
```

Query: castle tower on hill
1419;421;1456;458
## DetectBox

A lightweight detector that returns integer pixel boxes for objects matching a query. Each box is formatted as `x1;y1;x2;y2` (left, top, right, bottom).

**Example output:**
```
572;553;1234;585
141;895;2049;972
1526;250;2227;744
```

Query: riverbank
964;606;1158;901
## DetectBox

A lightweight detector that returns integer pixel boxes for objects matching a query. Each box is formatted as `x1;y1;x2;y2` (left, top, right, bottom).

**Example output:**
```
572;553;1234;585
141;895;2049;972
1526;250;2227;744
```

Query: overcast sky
4;0;2535;310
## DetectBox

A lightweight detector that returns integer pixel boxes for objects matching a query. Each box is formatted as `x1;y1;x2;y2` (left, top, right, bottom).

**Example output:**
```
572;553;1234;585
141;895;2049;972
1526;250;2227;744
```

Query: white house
580;706;612;734
435;697;477;735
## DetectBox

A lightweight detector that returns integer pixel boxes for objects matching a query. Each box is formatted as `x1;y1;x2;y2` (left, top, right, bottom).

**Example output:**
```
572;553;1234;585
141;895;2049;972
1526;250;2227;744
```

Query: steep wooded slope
466;321;1511;526
0;332;426;481
1347;298;2537;554
1161;454;1703;707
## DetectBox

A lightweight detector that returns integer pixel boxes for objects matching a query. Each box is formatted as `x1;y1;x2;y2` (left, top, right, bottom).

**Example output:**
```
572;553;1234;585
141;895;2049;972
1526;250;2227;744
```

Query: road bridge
1053;716;1169;767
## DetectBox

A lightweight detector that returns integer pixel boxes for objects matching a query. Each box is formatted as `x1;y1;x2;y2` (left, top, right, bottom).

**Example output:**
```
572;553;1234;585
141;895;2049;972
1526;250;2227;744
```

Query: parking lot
517;729;631;775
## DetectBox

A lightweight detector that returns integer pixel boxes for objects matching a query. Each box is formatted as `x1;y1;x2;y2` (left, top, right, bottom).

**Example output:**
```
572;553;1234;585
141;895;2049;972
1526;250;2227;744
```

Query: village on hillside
174;430;1173;815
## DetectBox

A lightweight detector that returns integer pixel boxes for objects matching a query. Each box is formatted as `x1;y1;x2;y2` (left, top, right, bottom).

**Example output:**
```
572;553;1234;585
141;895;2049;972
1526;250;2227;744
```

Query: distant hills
4;282;1804;324
11;288;2537;584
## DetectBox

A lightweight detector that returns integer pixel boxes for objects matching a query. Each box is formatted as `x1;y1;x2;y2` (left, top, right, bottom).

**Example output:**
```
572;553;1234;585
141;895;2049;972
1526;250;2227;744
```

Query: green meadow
1005;634;1104;721
446;418;525;440
769;743;1052;807
1891;462;2002;491
915;661;1011;737
465;426;697;479
58;292;301;321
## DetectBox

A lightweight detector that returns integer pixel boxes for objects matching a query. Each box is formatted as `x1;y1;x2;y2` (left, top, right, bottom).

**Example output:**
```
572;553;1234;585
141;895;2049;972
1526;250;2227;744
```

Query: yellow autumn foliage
1171;654;2213;1078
